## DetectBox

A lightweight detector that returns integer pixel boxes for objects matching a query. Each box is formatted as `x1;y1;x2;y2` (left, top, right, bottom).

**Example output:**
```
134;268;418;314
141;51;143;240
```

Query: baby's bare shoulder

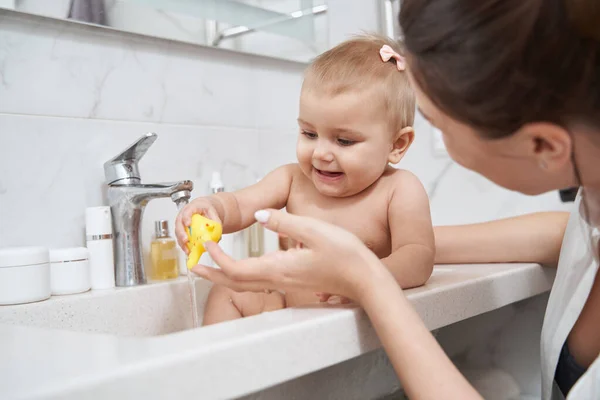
283;164;313;199
270;163;305;187
273;163;302;176
381;167;426;192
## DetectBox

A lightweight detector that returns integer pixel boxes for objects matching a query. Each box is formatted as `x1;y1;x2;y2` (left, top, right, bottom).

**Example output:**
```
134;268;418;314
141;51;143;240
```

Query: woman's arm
434;212;569;267
362;267;481;399
194;210;482;399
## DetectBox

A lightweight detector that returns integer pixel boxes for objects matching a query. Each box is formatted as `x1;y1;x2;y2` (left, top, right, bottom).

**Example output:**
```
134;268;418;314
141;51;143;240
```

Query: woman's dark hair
399;0;600;139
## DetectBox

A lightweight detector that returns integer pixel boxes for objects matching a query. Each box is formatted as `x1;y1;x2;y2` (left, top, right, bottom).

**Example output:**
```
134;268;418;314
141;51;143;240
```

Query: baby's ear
388;127;415;164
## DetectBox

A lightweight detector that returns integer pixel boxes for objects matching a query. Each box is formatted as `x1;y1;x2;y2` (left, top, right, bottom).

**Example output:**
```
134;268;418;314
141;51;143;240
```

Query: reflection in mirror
0;0;329;63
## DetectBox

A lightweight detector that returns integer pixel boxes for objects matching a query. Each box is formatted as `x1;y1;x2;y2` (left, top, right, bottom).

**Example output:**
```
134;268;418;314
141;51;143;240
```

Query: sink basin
0;263;555;400
0;277;213;336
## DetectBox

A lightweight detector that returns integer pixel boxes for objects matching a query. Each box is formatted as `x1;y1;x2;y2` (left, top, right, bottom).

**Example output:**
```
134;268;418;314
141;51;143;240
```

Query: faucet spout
103;133;195;287
107;180;193;287
122;181;193;207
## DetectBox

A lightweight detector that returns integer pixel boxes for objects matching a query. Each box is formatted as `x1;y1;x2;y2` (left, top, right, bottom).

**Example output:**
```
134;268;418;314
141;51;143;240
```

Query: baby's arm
176;164;295;250
381;171;435;289
216;164;295;232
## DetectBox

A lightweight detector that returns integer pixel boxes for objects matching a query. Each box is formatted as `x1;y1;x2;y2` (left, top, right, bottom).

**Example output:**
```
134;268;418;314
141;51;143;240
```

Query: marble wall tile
428;164;573;225
0;113;261;250
0;9;304;130
257;129;298;173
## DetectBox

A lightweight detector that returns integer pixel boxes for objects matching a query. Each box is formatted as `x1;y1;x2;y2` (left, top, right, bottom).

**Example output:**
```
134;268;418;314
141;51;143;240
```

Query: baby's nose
313;145;334;162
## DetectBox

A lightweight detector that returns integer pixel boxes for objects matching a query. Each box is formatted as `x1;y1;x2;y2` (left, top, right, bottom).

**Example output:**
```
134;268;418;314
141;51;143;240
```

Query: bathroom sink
0;263;555;400
0;277;213;336
431;267;454;276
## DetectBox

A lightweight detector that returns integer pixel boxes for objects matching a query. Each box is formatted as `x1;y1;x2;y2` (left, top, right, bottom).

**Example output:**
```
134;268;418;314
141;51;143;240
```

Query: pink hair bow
379;45;406;71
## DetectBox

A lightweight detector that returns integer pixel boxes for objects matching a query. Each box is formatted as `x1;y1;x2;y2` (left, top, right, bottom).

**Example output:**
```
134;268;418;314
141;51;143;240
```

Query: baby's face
297;88;395;197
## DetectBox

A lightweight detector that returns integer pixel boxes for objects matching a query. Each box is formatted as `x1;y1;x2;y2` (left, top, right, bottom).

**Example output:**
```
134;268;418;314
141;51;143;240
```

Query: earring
539;160;548;170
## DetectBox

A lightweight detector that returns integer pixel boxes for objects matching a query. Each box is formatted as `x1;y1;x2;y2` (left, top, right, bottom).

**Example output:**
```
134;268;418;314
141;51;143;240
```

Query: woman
191;0;599;398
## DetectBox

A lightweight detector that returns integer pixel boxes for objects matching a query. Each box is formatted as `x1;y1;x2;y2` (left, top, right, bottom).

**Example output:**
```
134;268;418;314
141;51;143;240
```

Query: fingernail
254;210;270;223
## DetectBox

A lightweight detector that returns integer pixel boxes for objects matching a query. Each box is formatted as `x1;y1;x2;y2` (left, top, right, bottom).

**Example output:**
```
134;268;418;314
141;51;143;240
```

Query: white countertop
0;263;556;400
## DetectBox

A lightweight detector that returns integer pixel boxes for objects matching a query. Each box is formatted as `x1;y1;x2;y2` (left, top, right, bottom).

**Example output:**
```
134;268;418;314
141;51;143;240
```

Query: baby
176;34;435;326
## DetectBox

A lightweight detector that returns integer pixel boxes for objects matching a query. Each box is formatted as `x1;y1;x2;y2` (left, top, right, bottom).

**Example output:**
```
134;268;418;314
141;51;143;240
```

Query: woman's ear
388;126;415;164
516;123;572;171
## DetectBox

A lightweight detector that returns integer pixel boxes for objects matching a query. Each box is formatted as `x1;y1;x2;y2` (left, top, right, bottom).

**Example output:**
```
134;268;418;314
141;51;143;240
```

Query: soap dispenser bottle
150;220;179;280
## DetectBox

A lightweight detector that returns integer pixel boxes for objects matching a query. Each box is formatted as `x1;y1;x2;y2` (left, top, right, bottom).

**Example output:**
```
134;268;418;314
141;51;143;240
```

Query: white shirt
541;193;600;399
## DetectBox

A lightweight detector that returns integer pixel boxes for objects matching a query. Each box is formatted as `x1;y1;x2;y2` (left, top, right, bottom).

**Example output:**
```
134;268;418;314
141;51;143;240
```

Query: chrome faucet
104;133;193;287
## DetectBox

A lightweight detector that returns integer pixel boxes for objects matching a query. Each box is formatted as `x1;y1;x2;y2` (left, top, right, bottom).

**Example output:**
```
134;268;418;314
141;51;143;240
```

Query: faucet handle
104;132;158;184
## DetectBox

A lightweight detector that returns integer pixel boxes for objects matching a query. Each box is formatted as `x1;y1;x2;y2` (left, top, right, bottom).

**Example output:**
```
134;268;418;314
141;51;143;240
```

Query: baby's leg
203;285;243;326
203;285;286;326
233;290;286;317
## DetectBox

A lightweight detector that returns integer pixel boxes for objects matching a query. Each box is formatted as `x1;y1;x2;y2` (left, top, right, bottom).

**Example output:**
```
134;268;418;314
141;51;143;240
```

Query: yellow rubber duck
186;214;222;269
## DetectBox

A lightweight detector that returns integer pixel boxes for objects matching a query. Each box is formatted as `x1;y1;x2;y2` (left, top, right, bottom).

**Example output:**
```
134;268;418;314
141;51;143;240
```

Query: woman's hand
192;209;388;303
175;197;221;254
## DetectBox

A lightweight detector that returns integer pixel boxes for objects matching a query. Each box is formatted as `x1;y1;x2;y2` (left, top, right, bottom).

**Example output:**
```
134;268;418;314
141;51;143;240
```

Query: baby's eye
302;131;318;139
337;138;355;146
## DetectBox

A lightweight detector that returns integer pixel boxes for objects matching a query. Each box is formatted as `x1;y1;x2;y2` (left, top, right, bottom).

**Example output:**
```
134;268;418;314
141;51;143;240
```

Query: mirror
0;0;329;63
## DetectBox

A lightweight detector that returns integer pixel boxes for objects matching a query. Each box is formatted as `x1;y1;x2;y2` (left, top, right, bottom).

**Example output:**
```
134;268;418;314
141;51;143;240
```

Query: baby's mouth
314;168;344;179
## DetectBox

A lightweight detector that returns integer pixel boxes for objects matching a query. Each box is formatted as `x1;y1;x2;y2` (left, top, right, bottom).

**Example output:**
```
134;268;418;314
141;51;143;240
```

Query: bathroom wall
0;1;570;398
0;1;384;249
0;0;570;248
15;0;328;63
0;7;302;249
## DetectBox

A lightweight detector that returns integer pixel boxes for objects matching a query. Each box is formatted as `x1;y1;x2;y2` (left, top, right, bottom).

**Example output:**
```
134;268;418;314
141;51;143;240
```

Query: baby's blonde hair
303;34;415;133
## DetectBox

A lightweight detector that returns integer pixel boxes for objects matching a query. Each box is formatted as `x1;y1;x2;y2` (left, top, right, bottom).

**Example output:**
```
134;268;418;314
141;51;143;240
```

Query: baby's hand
175;198;221;253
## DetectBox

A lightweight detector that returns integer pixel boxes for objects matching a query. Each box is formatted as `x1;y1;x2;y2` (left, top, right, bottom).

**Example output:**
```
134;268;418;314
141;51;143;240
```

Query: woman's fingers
195;211;373;299
255;209;319;247
203;241;279;281
192;266;274;293
278;234;290;251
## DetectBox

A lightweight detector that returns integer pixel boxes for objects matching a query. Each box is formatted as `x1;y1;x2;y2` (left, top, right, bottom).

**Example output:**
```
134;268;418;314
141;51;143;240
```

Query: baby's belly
284;290;321;307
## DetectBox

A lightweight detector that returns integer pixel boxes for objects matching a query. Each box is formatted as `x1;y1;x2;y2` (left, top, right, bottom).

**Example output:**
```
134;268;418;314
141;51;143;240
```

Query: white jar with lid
50;247;91;295
0;247;51;305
